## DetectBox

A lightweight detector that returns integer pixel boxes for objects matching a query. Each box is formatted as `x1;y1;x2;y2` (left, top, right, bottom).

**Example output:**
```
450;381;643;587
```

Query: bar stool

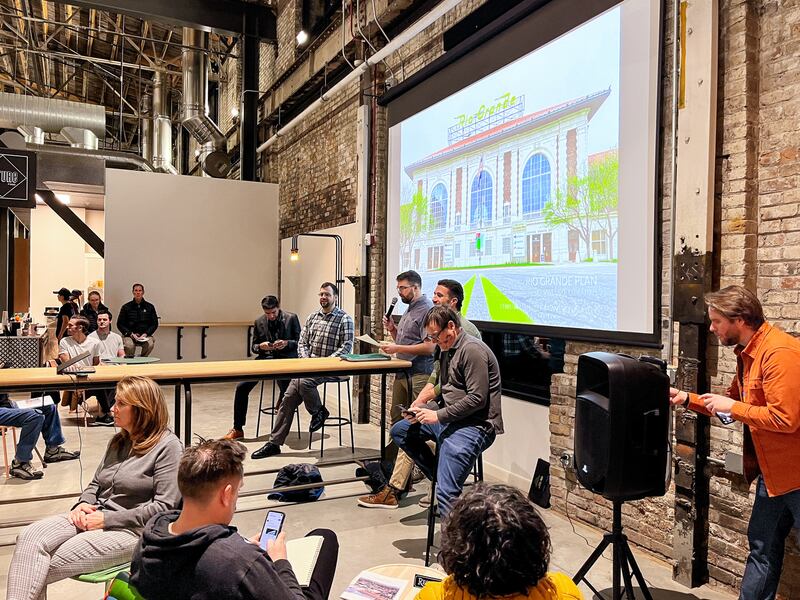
425;449;484;566
255;380;300;438
309;377;354;457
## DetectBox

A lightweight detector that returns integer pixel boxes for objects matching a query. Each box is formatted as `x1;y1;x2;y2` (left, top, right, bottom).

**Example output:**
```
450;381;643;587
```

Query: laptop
56;350;96;376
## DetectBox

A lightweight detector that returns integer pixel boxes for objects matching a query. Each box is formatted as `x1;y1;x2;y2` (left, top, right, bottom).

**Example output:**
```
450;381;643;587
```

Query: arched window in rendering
522;153;551;215
470;170;493;226
430;183;448;231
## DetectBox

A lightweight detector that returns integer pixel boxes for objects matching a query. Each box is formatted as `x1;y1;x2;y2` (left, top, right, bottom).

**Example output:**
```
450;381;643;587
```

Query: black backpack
267;463;325;502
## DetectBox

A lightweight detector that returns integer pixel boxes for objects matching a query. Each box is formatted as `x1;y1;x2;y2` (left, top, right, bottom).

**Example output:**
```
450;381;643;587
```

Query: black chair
255;380;300;438
309;377;354;457
425;449;484;566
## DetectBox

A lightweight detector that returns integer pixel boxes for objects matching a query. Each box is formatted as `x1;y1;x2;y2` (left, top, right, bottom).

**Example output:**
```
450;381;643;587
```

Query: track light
290;236;300;261
296;30;309;45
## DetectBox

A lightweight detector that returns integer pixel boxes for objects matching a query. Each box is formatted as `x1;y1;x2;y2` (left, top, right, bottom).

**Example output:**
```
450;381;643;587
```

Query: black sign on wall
0;149;36;209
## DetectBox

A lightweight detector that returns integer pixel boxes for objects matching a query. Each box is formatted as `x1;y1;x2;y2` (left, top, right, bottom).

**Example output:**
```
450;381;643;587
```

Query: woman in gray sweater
7;375;183;600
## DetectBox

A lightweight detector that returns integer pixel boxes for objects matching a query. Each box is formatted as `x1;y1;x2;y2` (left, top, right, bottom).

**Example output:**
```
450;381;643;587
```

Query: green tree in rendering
399;188;432;263
586;152;619;260
543;176;594;260
543;151;619;261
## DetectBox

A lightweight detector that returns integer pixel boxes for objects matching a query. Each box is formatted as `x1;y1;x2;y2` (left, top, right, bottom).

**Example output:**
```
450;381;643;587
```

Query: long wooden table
0;356;412;449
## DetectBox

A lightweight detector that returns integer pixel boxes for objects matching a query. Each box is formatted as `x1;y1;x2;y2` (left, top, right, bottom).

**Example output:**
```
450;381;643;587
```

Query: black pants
95;388;116;414
233;378;290;431
303;528;339;600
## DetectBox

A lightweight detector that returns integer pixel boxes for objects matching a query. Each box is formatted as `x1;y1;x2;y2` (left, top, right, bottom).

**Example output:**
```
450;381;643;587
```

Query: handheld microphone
385;297;398;319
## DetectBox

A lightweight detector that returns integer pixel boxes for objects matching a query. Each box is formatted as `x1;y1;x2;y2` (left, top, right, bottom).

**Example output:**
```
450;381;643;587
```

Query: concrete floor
0;382;735;600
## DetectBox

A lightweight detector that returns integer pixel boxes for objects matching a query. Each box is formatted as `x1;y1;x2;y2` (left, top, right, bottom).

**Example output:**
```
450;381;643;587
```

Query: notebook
341;353;391;362
286;535;324;587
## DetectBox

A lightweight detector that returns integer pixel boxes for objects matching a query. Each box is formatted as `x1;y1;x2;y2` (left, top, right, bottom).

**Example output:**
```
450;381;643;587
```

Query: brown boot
223;428;244;440
358;486;399;509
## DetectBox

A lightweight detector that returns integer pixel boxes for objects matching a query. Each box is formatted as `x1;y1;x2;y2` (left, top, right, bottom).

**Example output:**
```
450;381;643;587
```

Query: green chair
105;571;147;600
71;562;131;593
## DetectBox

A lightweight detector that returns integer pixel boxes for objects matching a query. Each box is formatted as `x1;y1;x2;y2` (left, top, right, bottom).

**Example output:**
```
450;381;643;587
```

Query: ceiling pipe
256;0;463;153
181;27;231;178
28;143;155;172
152;71;178;174
60;127;99;150
0;91;106;137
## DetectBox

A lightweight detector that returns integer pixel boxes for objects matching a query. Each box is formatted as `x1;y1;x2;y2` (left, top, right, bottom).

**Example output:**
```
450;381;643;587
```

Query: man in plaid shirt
252;282;354;459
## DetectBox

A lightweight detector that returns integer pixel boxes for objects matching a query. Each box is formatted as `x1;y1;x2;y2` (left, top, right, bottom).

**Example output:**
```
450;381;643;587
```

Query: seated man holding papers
131;439;339;600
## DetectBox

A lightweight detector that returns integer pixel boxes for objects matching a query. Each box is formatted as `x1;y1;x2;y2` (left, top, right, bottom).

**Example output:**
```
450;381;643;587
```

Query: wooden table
0;356;411;449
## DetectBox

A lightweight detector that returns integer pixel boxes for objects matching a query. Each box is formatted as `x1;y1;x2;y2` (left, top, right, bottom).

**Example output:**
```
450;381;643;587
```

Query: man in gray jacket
391;305;503;517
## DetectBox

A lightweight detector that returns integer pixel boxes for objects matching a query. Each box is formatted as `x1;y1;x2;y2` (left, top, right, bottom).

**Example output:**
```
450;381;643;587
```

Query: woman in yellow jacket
416;483;582;600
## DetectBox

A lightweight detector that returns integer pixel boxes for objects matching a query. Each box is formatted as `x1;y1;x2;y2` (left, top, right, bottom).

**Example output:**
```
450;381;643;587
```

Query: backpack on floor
267;463;325;502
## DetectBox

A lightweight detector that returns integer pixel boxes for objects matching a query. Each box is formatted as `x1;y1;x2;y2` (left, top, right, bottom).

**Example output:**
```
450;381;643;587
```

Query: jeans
233;378;290;431
740;476;800;600
391;418;495;517
0;405;65;462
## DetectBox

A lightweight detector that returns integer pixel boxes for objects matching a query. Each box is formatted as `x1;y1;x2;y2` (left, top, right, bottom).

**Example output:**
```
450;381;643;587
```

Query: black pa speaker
573;352;670;502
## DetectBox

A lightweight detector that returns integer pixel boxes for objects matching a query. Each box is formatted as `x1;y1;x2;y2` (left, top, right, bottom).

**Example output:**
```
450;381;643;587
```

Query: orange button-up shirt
688;322;800;497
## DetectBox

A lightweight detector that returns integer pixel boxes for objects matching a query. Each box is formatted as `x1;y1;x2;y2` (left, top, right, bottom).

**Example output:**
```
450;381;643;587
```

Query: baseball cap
53;287;71;298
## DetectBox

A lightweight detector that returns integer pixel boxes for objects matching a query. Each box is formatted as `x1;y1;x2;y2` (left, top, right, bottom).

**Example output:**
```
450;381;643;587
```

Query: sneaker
223;428;244;440
10;460;43;480
91;414;115;427
411;465;425;483
358;486;399;509
44;446;80;463
419;488;433;508
251;441;281;460
309;406;330;433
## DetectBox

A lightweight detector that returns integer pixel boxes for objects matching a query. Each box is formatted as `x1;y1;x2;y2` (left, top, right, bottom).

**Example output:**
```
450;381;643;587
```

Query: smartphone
396;405;415;416
716;412;735;426
258;510;285;550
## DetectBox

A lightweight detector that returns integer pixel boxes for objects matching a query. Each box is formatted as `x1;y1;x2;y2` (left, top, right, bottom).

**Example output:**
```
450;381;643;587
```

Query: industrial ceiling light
290;235;300;261
230;107;240;118
296;30;309;45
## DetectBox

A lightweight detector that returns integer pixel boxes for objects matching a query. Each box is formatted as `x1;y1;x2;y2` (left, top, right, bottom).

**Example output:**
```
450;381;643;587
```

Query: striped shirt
298;306;354;358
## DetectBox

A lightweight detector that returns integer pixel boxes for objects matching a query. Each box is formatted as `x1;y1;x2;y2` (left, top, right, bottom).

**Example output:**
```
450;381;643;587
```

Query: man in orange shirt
669;286;800;600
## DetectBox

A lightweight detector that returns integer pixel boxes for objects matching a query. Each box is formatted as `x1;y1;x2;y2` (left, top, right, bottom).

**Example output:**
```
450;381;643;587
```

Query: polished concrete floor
0;382;734;600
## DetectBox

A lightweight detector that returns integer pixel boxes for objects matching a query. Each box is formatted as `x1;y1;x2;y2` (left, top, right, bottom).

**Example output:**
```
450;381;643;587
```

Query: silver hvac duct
61;126;99;150
181;27;231;178
151;71;178;174
29;143;155;172
0;91;105;138
141;93;154;165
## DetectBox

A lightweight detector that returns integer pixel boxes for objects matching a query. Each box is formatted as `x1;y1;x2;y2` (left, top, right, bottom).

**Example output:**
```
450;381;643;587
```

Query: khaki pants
386;372;429;471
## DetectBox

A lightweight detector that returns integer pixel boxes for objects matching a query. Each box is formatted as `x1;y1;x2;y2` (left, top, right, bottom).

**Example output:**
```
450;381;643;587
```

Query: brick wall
246;0;800;595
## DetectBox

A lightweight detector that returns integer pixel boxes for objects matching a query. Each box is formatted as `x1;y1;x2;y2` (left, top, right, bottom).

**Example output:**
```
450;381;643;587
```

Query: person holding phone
224;295;301;440
669;286;800;600
131;439;339;600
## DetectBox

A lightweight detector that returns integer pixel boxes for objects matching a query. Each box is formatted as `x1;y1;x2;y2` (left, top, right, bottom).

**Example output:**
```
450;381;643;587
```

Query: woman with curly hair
7;376;183;600
417;483;582;600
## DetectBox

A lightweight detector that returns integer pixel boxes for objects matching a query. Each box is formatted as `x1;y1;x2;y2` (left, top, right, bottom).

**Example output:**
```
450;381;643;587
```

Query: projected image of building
401;89;617;273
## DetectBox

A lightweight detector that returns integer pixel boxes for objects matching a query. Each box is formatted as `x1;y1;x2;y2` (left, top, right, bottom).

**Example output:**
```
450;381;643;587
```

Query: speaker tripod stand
572;499;653;600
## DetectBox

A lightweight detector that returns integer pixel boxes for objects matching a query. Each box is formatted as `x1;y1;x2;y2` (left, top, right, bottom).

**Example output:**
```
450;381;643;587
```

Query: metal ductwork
0;91;106;139
30;143;155;177
141;94;154;165
60;127;98;150
181;27;231;178
151;71;178;174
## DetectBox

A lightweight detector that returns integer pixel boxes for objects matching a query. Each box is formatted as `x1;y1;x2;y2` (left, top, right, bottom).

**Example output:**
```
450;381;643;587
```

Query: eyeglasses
425;330;443;343
396;285;415;292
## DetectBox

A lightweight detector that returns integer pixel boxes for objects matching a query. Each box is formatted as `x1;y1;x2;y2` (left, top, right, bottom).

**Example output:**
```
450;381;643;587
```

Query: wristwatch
681;391;690;408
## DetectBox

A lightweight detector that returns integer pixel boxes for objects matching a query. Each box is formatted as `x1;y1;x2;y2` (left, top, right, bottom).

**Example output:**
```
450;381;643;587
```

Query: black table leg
381;372;387;461
174;384;181;438
184;382;193;446
176;327;183;360
201;326;208;360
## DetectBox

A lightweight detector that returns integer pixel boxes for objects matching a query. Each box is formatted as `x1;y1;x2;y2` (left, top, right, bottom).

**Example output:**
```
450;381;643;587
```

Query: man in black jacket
224;296;301;440
117;283;159;357
130;439;338;600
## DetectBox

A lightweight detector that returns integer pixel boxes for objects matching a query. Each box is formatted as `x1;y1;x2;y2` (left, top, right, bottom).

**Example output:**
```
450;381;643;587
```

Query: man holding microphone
669;286;800;600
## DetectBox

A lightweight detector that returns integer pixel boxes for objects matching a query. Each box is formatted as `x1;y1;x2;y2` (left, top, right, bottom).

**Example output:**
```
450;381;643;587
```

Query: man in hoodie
130;439;339;600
